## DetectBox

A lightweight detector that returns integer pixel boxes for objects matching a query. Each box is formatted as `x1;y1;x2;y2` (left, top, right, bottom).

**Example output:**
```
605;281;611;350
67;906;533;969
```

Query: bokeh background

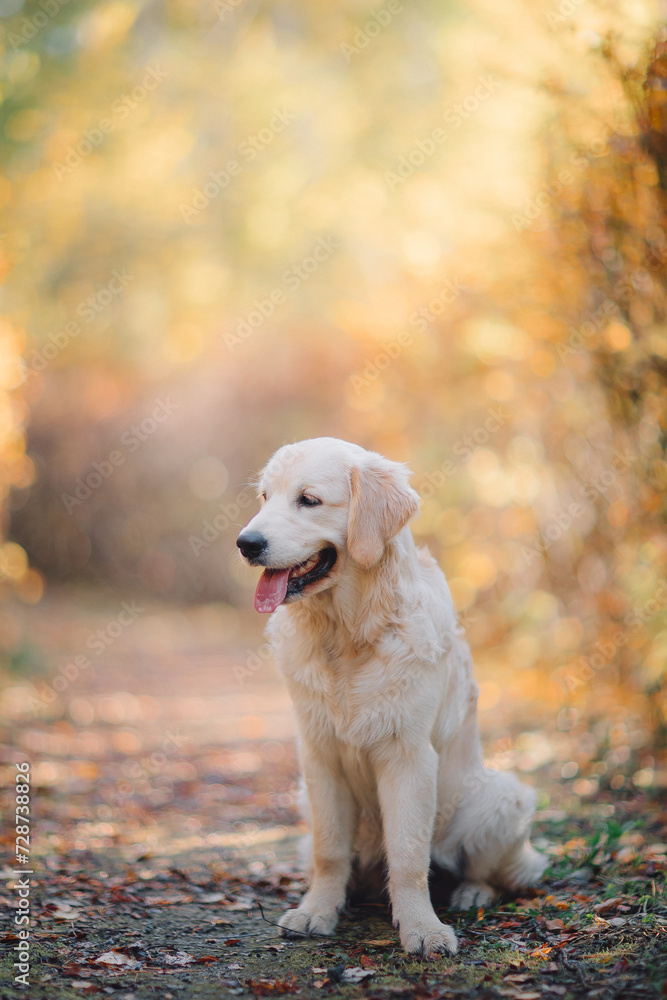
1;0;666;815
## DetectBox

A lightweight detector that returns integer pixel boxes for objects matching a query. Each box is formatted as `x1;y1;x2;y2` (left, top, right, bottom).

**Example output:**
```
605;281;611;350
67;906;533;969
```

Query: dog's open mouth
254;547;337;614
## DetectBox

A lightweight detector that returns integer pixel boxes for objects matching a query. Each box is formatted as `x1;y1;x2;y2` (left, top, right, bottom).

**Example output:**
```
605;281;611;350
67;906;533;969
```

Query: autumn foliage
0;3;665;753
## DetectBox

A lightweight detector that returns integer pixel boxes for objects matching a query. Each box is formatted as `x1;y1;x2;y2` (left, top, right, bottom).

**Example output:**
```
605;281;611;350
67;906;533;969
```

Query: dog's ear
347;457;420;569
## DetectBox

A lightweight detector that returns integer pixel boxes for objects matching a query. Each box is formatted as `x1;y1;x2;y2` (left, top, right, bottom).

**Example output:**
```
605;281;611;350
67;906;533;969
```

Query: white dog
237;437;545;956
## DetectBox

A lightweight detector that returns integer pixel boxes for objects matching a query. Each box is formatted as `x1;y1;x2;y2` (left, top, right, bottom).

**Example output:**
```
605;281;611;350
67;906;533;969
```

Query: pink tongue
254;568;290;613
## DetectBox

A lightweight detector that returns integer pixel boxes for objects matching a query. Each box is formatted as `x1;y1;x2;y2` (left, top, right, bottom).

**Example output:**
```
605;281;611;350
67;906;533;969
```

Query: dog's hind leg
434;768;546;910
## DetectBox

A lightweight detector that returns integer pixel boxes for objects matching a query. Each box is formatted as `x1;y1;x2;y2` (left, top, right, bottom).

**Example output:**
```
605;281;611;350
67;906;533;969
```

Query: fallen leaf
593;897;622;914
529;945;552;959
46;903;81;921
142;893;193;906
93;950;141;969
497;993;541;1000
197;955;219;963
161;951;196;966
366;938;394;946
247;975;297;994
341;967;376;983
544;918;565;931
62;964;86;976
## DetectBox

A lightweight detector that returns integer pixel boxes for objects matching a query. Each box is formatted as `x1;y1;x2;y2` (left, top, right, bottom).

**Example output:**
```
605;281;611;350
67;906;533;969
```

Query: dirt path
0;589;665;998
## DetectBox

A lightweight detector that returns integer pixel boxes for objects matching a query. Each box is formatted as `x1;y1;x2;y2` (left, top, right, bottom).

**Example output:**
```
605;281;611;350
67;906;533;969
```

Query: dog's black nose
237;530;268;560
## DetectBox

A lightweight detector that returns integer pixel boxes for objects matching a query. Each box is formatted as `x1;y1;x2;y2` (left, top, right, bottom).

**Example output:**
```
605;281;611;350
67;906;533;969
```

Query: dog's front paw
400;919;458;957
279;901;339;937
450;880;495;910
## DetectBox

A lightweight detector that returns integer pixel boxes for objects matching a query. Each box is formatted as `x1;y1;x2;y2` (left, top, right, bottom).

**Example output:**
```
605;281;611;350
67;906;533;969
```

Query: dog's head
237;437;420;613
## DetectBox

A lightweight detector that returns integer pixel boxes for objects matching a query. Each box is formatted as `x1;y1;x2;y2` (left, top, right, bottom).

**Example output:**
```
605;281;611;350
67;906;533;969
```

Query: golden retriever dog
237;437;546;956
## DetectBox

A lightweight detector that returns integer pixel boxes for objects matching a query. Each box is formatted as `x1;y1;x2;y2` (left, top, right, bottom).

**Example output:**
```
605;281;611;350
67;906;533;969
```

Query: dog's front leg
279;743;357;937
376;745;458;956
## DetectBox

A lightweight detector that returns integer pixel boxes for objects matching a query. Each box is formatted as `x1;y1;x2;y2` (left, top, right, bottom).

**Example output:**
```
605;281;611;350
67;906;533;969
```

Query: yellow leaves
523;591;559;623
529;944;552;959
468;448;500;484
604;322;632;351
606;500;628;528
15;569;44;604
484;369;515;401
544;895;571;910
78;2;138;52
0;320;26;390
528;348;556;378
464;318;530;363
448;576;476;611
0;542;27;581
477;680;500;710
552;616;584;650
460;551;497;590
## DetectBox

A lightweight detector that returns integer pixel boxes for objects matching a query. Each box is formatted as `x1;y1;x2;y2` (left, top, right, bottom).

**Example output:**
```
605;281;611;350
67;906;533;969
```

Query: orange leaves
247;976;297;995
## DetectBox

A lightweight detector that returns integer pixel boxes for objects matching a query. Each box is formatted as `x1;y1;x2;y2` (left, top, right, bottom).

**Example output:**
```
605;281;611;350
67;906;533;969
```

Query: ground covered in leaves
0;591;665;999
0;758;666;1000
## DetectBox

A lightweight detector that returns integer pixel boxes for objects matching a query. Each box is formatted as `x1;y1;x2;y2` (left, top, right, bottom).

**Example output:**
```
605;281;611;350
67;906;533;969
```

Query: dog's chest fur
268;605;441;751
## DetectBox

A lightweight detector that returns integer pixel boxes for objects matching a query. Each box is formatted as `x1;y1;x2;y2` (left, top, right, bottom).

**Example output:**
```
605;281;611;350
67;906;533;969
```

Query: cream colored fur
239;437;546;956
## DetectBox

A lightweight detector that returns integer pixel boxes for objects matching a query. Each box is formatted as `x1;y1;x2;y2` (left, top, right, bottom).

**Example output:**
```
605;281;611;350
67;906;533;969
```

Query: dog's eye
299;494;322;507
